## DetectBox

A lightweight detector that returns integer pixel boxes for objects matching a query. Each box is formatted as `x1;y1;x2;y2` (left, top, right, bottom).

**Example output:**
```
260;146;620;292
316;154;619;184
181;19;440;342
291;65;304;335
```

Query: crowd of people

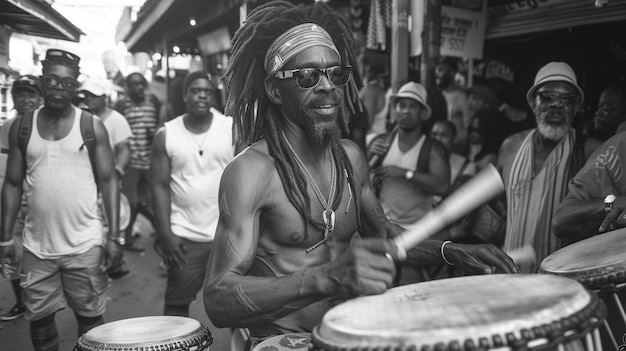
1;0;626;350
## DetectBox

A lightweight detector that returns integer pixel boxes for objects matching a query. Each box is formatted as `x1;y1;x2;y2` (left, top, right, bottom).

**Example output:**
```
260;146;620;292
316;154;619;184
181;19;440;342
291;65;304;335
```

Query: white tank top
379;134;433;225
24;106;103;258
164;109;235;242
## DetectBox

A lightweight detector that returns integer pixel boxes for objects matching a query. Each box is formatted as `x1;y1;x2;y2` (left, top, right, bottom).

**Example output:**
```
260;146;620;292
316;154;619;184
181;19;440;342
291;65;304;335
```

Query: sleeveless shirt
379;134;433;225
164;109;235;242
23;106;103;258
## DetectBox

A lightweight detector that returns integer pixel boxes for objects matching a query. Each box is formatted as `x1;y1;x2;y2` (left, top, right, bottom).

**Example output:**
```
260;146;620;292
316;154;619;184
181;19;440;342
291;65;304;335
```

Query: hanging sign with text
440;1;487;59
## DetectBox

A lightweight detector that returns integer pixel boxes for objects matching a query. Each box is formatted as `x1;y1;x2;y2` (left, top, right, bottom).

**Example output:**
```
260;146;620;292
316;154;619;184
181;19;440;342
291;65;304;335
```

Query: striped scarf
503;128;575;271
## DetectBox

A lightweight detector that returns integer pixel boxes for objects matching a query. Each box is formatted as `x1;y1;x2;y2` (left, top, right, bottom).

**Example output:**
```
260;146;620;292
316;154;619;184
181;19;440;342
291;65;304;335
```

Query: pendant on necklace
199;150;204;156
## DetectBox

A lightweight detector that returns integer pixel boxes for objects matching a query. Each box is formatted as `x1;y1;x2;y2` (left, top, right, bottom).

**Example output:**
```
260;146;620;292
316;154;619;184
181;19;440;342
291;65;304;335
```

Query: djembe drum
74;316;212;351
540;228;626;350
252;333;311;351
312;274;606;351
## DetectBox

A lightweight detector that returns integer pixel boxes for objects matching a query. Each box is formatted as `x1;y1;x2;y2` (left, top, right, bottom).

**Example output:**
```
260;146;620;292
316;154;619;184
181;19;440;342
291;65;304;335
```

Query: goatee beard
305;116;341;146
537;121;569;141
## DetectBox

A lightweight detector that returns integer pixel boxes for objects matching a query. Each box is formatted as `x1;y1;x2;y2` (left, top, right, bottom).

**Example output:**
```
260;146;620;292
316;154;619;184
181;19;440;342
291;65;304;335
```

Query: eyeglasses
42;74;79;91
274;66;352;89
536;91;579;106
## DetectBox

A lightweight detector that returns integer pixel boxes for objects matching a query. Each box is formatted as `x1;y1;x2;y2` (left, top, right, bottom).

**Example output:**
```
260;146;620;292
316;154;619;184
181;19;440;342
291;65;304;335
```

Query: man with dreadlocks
203;1;518;345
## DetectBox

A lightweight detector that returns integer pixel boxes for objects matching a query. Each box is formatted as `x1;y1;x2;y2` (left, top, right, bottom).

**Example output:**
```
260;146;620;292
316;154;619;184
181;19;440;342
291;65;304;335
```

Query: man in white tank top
368;82;450;227
0;49;122;350
151;71;239;317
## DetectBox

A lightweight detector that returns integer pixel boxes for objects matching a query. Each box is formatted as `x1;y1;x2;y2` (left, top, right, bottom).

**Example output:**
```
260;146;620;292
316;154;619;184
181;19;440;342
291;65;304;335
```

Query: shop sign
440;0;487;59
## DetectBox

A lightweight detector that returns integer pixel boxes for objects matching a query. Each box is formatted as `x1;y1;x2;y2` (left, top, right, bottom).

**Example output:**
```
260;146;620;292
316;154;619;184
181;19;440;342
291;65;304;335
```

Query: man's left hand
104;239;123;271
444;243;520;274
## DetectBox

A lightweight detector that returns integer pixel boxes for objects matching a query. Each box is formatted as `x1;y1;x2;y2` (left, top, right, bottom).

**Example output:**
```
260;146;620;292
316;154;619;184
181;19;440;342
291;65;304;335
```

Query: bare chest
256;172;360;263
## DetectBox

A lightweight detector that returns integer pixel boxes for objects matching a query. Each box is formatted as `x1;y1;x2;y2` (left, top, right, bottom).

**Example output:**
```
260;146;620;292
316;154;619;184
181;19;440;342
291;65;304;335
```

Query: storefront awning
118;0;245;54
486;0;626;39
0;0;83;42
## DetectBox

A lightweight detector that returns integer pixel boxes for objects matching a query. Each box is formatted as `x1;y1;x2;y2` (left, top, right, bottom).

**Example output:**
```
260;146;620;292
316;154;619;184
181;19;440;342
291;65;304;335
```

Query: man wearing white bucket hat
368;81;450;227
497;62;602;272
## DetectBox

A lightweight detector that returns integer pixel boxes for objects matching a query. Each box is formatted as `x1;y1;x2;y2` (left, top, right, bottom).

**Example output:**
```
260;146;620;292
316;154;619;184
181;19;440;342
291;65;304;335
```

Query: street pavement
0;216;231;351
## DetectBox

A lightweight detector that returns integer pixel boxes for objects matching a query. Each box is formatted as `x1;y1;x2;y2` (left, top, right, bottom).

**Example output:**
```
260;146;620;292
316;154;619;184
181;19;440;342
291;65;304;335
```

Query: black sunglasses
274;66;352;89
42;74;79;91
536;91;579;106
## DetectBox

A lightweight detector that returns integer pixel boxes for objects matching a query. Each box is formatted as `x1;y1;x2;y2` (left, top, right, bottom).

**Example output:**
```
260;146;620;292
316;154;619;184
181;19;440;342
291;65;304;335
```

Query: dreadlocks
225;1;364;235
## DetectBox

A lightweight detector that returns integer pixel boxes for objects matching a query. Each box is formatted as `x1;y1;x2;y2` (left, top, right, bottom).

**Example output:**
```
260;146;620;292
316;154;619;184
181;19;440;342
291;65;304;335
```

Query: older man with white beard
496;62;602;272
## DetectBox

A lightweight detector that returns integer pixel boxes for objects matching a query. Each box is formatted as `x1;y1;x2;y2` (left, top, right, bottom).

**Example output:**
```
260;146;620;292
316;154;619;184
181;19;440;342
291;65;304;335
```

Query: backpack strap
17;110;34;169
79;110;99;189
416;135;435;173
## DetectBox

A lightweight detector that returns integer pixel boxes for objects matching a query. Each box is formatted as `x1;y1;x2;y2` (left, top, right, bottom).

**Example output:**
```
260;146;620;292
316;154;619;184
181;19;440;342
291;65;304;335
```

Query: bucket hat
526;62;584;106
390;82;432;119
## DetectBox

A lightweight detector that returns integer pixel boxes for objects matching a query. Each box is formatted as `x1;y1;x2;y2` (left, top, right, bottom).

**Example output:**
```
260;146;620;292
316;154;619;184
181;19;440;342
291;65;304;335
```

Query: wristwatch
604;194;616;213
108;236;126;246
405;170;414;181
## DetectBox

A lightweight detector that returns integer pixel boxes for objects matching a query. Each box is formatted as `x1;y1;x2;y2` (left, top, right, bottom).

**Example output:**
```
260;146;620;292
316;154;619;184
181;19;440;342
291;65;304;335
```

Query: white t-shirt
99;108;132;150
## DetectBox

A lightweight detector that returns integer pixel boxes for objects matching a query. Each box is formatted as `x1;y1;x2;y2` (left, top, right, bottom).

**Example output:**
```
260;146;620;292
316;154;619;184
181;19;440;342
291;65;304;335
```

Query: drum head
312;274;604;351
253;333;310;351
74;316;212;351
119;193;130;231
540;228;626;289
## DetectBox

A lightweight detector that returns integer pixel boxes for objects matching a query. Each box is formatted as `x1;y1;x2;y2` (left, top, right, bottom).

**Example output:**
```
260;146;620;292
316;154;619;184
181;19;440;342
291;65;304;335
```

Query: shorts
121;167;152;205
21;246;110;321
165;239;212;306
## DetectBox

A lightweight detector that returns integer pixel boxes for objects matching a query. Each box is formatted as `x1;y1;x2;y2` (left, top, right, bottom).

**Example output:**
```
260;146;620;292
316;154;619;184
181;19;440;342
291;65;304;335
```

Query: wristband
0;239;15;247
441;240;455;266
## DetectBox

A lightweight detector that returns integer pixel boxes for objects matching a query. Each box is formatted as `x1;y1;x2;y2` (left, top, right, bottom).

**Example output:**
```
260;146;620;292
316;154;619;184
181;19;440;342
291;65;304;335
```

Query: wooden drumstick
393;164;505;260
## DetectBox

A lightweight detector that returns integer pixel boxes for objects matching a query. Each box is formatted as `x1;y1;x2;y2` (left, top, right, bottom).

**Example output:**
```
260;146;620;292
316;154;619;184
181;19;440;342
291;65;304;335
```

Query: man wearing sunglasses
203;1;518;346
0;48;121;350
0;75;43;323
497;62;602;272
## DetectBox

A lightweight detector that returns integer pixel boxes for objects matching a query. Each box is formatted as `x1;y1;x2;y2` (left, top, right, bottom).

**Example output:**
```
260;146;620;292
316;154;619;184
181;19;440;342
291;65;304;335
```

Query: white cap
80;77;111;96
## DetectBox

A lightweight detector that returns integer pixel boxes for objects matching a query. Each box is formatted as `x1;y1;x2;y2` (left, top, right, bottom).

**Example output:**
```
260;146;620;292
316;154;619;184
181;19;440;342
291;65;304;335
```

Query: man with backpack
0;49;122;350
0;75;43;322
367;82;450;227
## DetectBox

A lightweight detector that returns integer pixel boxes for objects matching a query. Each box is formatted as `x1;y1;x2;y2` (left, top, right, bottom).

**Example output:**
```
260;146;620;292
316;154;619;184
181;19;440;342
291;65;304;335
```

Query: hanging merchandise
366;0;386;51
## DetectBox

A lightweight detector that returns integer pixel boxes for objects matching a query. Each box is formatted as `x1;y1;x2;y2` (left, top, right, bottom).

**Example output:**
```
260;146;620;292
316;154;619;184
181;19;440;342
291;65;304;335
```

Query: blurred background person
0;75;43;322
435;57;471;153
590;77;626;141
79;77;133;279
114;72;161;252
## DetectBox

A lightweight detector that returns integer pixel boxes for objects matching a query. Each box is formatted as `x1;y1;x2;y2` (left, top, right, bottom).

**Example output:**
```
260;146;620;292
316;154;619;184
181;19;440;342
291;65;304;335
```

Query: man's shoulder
223;141;274;183
497;129;533;171
501;129;532;151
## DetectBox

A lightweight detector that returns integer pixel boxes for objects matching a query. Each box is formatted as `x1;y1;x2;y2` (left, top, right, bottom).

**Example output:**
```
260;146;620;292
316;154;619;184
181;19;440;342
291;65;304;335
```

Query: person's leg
62;246;110;339
23;249;65;351
137;169;156;228
1;208;26;320
121;167;144;251
75;313;104;337
164;240;212;317
30;313;58;351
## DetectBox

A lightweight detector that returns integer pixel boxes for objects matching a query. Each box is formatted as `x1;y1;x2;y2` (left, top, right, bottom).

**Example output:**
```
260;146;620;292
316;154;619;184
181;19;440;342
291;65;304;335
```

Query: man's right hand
599;196;626;233
157;232;187;270
368;139;390;159
0;245;17;278
319;238;397;299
